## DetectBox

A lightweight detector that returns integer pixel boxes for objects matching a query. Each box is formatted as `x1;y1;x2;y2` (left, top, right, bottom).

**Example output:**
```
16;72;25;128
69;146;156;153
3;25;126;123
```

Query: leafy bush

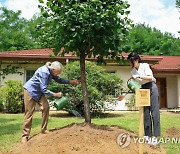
125;94;138;111
48;61;123;115
1;80;24;113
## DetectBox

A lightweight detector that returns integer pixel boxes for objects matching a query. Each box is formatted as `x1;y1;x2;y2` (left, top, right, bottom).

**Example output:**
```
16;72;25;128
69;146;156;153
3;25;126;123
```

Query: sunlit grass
0;111;179;153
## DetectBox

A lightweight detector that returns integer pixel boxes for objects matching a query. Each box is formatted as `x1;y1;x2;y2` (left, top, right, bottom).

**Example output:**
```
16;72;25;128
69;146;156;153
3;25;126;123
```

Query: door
156;78;167;108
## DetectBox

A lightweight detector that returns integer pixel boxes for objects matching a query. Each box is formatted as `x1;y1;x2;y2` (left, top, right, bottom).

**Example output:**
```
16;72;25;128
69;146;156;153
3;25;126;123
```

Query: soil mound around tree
8;123;165;154
164;127;180;138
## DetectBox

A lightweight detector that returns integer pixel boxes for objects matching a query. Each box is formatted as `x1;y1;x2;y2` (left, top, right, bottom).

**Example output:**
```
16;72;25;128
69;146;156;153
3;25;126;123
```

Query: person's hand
69;80;81;85
117;95;126;101
132;75;140;79
54;92;63;98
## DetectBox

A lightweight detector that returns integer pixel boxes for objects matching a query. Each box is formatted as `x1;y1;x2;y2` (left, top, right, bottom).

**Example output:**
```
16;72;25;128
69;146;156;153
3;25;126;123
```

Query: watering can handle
127;78;132;86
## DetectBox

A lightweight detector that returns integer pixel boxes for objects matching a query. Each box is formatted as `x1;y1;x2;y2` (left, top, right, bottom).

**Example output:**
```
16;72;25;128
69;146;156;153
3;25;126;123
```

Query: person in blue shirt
22;61;80;143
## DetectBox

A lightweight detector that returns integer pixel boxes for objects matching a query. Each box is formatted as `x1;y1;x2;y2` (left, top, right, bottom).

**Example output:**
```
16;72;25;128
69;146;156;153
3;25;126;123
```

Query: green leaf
125;11;130;15
73;4;79;9
39;0;44;3
46;1;52;6
52;6;59;11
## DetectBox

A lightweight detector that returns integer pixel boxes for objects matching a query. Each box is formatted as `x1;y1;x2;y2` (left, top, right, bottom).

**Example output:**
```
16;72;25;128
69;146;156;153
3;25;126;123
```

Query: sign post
135;89;150;154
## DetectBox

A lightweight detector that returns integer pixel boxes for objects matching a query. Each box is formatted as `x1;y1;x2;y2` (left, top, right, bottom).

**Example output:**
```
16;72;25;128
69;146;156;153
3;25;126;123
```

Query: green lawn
0;111;180;153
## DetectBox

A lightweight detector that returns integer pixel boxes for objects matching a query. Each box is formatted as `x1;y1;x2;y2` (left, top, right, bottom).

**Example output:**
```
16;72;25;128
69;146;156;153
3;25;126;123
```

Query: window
26;70;35;81
106;70;116;74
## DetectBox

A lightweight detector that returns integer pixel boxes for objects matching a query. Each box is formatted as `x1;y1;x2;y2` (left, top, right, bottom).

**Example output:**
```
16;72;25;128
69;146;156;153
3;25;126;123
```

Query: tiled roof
0;49;53;56
0;48;78;61
0;48;74;57
0;49;161;62
152;56;180;73
0;49;179;73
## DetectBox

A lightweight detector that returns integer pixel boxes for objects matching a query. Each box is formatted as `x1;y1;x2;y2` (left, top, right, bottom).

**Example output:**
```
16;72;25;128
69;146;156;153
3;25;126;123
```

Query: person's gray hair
46;61;63;70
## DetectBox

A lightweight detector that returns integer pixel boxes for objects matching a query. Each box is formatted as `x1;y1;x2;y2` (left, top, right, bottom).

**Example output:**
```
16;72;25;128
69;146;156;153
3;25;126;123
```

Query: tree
27;15;48;48
38;0;131;123
0;7;40;52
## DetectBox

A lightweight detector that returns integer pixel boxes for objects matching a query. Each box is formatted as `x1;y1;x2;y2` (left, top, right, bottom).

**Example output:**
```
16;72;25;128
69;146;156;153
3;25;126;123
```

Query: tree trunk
80;52;91;123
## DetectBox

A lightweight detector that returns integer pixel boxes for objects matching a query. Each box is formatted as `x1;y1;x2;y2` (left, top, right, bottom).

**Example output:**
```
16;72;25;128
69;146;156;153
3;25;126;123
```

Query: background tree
38;0;131;123
27;15;48;48
0;7;41;52
123;24;180;55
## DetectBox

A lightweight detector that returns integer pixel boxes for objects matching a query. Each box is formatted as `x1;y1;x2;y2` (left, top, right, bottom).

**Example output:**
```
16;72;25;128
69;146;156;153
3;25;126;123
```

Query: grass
0;111;180;153
0;111;83;152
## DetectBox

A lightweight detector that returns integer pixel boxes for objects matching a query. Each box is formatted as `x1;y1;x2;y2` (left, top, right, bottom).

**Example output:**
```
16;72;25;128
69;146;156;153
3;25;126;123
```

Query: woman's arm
132;75;153;81
140;75;153;81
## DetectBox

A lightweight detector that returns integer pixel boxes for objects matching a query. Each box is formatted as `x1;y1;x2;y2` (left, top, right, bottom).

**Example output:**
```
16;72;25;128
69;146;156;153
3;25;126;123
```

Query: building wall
155;74;179;108
0;64;24;86
1;62;180;110
0;63;42;86
102;65;132;86
177;75;180;108
166;76;178;108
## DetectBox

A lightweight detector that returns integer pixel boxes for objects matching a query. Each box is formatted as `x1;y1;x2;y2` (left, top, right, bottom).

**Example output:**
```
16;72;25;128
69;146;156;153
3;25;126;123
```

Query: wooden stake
135;89;150;154
139;106;144;154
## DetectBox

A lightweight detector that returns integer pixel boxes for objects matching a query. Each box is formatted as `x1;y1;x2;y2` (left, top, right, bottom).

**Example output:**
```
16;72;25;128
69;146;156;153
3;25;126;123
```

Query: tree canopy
38;0;131;58
123;24;180;56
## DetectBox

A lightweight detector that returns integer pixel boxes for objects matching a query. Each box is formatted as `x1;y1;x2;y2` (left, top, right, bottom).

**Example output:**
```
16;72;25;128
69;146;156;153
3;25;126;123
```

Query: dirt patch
164;127;180;138
8;123;165;154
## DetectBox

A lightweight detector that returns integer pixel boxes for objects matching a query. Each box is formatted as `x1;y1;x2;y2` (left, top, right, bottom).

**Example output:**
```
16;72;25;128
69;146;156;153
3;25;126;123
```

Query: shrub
48;61;123;116
1;80;24;113
125;94;138;111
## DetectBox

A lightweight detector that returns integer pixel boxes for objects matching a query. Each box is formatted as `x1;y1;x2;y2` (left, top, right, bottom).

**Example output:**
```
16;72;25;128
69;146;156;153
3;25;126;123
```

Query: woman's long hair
127;52;143;67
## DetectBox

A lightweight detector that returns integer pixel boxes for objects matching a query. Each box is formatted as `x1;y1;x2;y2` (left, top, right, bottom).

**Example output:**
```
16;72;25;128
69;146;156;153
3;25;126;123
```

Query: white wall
177;75;180;108
0;63;42;86
102;65;132;86
166;76;178;108
0;64;24;86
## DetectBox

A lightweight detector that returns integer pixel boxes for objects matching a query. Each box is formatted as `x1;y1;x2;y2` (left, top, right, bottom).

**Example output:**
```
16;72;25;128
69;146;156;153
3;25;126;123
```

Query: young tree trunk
80;52;91;123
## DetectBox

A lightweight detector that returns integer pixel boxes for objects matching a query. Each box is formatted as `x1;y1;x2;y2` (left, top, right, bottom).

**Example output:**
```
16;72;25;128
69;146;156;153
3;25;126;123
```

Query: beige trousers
22;89;49;139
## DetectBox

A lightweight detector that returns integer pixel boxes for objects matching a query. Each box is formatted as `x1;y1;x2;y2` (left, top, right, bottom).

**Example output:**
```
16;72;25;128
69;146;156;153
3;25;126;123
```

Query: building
0;49;180;110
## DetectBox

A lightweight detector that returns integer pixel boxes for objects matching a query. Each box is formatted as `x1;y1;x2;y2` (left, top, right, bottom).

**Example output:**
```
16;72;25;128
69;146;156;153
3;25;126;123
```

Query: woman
22;61;80;143
119;52;160;146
